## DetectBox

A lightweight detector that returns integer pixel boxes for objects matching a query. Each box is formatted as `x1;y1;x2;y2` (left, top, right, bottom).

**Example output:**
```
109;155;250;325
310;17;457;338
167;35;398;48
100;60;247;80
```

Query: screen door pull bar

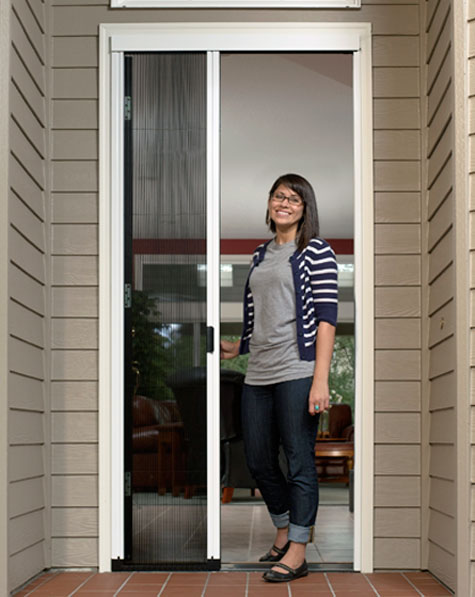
206;326;214;353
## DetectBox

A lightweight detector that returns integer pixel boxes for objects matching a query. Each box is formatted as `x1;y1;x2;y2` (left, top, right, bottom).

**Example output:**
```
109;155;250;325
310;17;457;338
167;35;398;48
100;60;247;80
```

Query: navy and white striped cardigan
239;237;338;361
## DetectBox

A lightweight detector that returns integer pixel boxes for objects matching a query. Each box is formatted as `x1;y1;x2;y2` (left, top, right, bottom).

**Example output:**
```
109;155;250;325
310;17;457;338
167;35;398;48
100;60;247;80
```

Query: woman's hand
220;339;240;360
309;322;335;416
308;379;330;416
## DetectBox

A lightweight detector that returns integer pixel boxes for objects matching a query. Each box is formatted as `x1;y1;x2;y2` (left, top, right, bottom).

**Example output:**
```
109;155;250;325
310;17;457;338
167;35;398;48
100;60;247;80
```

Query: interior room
219;52;355;565
126;50;354;567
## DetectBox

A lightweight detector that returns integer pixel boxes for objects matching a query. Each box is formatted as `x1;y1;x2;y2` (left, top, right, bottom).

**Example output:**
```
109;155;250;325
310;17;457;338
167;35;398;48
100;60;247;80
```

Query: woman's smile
269;184;304;234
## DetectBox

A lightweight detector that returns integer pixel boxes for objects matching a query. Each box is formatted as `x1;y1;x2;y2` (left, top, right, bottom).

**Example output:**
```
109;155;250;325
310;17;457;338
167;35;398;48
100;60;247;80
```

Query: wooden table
315;441;354;484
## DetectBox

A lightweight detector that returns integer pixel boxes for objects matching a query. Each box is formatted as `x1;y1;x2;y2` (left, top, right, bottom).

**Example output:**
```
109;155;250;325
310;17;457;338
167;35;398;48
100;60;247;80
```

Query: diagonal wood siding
422;0;456;590
7;0;49;592
49;0;423;570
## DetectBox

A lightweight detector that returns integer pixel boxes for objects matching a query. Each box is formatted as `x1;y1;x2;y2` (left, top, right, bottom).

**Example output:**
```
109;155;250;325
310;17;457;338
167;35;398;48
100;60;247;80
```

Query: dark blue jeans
241;377;320;544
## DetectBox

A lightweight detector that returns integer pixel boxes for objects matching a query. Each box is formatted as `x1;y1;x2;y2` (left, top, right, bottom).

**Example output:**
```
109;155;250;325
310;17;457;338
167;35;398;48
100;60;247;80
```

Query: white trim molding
99;21;373;573
108;22;366;53
352;32;374;574
206;51;221;562
111;0;360;8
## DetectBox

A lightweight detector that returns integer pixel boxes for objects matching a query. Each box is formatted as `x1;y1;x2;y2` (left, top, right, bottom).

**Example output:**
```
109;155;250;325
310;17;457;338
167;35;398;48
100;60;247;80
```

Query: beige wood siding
371;0;422;571
0;0;9;593
50;0;422;570
8;0;48;592
422;0;456;590
469;0;475;591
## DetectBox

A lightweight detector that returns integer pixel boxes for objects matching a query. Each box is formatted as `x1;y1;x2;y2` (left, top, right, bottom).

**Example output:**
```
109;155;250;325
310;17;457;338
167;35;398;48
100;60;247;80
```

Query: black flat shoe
259;540;291;562
262;560;308;583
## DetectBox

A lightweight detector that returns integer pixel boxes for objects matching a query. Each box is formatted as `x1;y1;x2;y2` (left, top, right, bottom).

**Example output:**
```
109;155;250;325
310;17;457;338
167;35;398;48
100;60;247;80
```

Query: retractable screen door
123;52;218;566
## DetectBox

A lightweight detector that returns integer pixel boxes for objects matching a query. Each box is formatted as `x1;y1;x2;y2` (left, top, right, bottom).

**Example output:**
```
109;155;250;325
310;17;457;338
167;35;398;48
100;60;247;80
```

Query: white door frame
98;21;374;573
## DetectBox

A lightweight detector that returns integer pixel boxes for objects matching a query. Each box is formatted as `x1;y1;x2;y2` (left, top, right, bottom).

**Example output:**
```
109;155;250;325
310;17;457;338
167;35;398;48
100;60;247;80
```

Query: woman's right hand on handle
220;339;240;360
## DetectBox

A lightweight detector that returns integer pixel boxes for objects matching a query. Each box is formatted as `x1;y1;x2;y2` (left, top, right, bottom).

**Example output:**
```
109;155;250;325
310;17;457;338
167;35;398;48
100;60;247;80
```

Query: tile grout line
157;572;172;597
415;572;455;596
201;572;211;596
315;542;325;561
113;571;135;596
246;505;257;561
22;572;60;596
67;572;97;596
132;504;172;539
183;512;207;550
363;573;382;597
323;572;336;597
401;572;428;597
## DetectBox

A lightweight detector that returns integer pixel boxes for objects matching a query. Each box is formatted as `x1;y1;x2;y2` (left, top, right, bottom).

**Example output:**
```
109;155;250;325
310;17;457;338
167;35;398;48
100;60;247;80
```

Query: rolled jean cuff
269;511;289;529
288;522;313;544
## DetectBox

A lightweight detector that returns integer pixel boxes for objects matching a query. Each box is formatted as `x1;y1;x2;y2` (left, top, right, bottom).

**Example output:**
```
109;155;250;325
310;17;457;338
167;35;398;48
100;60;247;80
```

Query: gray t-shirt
244;239;315;385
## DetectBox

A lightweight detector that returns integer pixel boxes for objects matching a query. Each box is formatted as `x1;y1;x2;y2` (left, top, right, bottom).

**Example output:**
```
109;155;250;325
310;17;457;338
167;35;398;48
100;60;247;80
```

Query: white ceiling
221;52;354;239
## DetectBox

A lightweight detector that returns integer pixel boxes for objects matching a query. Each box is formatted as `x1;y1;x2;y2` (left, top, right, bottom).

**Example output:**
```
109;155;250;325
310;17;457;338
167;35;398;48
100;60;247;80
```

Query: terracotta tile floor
221;503;353;563
14;570;452;596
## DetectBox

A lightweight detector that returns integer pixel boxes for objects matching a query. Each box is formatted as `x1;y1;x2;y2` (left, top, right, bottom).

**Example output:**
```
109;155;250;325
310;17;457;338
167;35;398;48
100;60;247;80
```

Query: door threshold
111;559;221;572
221;562;354;572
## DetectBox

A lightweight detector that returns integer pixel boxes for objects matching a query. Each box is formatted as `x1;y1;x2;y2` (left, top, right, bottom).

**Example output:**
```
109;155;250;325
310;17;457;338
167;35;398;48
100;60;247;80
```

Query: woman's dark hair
265;173;320;252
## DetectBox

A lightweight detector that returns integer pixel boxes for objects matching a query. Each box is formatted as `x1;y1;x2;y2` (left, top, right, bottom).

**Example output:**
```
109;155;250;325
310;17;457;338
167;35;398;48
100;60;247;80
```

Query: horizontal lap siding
469;0;475;590
424;0;456;590
50;0;421;569
51;2;99;567
8;0;48;592
371;1;421;570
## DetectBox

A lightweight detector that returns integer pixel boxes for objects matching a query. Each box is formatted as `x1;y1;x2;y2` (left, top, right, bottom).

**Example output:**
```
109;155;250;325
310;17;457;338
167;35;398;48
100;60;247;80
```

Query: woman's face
268;184;304;234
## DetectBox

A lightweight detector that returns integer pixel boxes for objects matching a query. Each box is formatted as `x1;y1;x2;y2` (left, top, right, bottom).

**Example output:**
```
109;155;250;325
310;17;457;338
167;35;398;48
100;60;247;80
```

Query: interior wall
49;0;422;571
7;0;49;592
219;52;355;327
220;52;354;240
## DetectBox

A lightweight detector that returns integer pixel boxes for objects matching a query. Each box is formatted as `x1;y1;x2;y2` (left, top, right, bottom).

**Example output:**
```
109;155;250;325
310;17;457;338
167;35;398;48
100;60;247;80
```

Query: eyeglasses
272;192;303;207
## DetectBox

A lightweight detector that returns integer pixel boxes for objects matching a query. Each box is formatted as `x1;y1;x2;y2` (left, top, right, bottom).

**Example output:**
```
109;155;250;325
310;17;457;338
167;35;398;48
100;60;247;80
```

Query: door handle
206;326;214;353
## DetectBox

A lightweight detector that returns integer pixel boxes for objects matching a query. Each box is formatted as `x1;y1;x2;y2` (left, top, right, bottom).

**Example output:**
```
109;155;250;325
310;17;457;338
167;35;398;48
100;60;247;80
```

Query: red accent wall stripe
132;238;353;255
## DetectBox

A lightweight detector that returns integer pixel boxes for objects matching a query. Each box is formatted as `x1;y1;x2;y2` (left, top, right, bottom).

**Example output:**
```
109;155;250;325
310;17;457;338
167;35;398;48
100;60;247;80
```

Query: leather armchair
167;367;260;501
327;403;354;441
132;395;184;495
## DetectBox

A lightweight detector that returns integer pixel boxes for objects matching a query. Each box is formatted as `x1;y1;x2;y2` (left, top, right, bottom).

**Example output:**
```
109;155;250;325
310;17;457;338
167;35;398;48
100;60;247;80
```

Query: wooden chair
315;404;354;484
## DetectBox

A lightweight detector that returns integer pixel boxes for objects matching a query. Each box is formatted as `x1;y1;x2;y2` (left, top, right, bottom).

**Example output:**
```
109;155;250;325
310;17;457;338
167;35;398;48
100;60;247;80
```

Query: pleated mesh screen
129;53;208;565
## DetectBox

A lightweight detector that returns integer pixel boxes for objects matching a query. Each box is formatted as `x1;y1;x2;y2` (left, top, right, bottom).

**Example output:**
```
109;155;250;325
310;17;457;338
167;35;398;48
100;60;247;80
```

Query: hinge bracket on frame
124;283;132;309
124;96;131;121
124;471;132;497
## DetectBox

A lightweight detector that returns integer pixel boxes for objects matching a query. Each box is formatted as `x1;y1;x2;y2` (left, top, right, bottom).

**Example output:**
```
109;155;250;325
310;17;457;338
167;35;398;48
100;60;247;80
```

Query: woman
220;173;338;583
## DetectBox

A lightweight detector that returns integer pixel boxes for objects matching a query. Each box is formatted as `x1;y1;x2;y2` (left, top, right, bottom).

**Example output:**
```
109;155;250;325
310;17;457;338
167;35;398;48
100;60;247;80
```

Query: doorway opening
122;50;355;568
99;22;374;573
218;52;355;566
